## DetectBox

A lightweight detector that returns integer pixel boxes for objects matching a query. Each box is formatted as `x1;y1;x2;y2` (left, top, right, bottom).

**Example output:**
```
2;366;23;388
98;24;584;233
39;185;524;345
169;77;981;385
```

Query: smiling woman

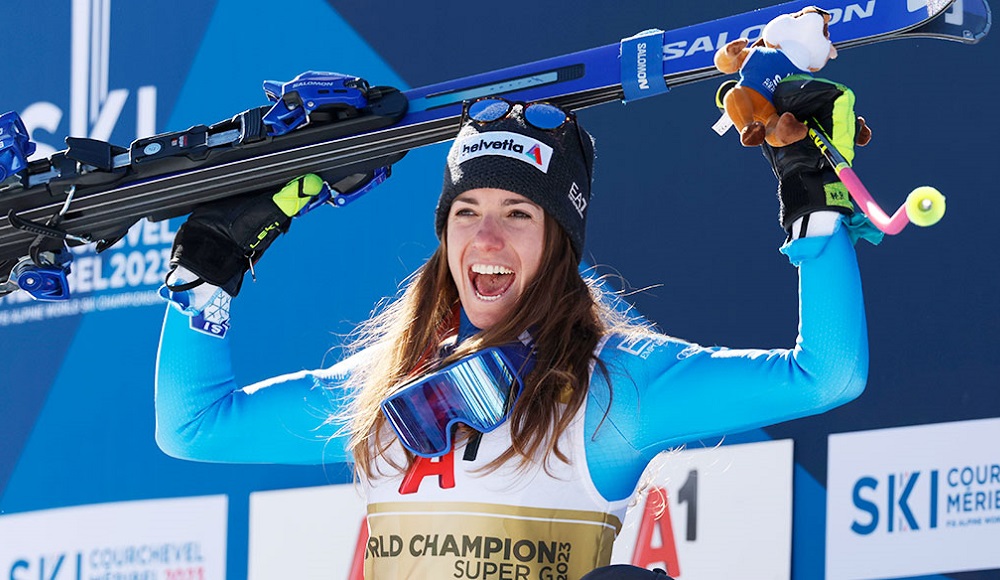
446;189;546;329
154;95;873;579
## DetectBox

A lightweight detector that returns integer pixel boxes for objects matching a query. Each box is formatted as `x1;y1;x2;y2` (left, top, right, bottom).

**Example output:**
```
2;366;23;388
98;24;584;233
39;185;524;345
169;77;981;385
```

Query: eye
509;209;533;219
452;206;476;217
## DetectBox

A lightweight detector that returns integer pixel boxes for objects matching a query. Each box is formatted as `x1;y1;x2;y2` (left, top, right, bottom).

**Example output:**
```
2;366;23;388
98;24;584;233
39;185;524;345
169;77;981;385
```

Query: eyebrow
453;195;540;208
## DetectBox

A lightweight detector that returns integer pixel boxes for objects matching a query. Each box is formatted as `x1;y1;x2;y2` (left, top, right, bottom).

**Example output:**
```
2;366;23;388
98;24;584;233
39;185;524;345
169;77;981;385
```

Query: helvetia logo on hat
455;131;553;173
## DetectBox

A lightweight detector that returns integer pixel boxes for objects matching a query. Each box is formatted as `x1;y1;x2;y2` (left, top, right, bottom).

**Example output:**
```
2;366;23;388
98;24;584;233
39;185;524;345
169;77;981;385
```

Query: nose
472;215;504;250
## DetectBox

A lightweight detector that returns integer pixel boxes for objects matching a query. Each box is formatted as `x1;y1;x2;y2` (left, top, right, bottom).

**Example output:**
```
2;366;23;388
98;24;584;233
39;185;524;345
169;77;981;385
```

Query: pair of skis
0;0;990;299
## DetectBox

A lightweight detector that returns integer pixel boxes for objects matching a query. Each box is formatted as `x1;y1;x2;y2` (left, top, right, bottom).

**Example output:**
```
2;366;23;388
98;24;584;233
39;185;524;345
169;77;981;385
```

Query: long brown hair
343;214;648;478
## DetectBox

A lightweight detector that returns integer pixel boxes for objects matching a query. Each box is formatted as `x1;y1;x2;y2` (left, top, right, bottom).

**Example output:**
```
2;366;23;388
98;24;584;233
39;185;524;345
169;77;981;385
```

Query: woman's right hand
165;174;328;296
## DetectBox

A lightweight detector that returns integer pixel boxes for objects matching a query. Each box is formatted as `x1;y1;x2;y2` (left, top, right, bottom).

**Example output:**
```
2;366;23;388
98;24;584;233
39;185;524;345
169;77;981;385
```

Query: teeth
471;264;513;275
475;292;502;302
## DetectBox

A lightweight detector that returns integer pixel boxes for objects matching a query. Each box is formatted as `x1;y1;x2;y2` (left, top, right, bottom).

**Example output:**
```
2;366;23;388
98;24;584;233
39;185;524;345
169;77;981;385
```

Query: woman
156;98;871;579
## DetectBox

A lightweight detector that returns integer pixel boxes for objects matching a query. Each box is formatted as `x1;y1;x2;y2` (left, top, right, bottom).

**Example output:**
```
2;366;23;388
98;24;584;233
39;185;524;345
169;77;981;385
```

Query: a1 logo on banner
611;439;794;579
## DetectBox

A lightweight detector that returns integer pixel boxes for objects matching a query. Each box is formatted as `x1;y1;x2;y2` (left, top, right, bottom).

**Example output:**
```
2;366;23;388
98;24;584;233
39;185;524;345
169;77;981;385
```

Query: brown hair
342;214;649;478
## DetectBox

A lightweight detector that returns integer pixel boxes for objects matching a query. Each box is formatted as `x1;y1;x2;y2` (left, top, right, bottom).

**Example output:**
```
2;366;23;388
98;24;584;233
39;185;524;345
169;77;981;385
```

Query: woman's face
446;188;546;331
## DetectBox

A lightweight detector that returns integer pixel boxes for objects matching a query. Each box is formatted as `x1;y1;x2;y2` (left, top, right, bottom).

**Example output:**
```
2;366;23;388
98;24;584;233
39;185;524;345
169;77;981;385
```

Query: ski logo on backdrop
20;0;158;160
455;131;553;173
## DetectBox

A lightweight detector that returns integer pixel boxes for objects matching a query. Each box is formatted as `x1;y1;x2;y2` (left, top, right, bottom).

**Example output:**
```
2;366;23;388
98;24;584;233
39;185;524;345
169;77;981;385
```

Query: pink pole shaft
836;166;909;235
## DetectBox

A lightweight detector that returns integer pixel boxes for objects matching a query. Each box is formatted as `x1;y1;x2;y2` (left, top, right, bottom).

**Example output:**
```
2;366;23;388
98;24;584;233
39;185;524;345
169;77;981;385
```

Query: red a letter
398;451;456;494
349;517;368;580
631;487;681;577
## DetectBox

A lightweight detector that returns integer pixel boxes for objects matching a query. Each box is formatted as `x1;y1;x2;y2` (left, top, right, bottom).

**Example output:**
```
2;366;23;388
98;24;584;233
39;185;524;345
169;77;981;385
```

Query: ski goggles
463;97;577;132
461;97;591;182
381;346;529;458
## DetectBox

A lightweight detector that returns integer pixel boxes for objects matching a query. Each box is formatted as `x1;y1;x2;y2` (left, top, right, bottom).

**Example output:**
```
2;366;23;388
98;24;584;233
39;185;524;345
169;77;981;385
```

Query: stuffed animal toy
716;6;847;147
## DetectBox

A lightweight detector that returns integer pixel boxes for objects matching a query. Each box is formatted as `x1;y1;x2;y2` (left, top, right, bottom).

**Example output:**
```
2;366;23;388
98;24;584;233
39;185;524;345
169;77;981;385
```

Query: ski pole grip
620;29;669;102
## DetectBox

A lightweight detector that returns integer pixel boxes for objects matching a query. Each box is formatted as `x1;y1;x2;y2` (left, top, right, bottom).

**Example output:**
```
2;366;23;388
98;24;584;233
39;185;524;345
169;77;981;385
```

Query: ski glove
758;77;872;234
166;174;327;296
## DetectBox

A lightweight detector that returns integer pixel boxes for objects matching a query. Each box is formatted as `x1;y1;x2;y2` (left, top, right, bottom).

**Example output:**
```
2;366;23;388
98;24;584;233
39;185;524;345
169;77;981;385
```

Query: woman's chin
462;292;517;331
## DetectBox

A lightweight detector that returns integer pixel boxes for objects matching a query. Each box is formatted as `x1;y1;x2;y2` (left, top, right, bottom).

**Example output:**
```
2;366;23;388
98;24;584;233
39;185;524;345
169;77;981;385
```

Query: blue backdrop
1;1;997;578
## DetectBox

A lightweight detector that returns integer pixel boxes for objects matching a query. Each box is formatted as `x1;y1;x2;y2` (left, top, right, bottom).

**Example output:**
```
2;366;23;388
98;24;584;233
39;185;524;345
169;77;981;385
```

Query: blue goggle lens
381;347;522;458
467;99;511;123
466;98;571;131
523;103;569;130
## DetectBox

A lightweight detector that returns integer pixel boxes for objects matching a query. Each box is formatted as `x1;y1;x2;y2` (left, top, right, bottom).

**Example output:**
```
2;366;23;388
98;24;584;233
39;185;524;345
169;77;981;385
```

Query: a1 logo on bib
454;131;554;173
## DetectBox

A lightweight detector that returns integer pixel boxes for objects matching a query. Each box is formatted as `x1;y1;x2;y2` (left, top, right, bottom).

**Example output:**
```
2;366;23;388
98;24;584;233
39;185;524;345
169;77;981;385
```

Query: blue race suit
155;221;868;575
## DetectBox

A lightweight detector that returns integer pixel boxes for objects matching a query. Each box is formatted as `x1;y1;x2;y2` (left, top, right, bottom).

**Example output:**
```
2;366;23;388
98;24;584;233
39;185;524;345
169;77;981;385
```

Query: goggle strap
463;430;483;461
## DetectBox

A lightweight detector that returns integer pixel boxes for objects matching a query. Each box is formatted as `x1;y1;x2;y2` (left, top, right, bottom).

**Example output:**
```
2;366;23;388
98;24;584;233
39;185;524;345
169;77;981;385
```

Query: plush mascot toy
716;6;849;147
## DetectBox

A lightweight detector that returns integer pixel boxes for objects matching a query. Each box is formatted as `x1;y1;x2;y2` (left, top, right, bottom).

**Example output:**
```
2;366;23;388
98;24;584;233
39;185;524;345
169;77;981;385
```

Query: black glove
761;77;871;233
166;174;327;296
762;142;853;233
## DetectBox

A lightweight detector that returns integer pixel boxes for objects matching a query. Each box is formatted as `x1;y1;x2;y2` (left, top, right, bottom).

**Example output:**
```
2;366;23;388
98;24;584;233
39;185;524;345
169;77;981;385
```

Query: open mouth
470;264;515;302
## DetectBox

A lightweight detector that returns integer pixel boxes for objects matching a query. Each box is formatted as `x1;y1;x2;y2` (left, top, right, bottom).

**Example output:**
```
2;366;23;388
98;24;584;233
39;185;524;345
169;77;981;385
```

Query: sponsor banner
612;439;794;579
827;417;1000;579
248;442;792;579
248;484;368;580
0;495;227;580
0;218;178;324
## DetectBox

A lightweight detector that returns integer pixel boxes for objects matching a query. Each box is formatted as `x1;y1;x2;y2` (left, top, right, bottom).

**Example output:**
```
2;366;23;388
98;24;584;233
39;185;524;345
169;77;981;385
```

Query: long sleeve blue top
155;223;867;502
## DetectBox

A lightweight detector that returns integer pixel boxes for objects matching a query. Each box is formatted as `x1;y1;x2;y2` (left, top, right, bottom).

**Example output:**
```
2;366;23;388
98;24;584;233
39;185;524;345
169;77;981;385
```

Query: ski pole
806;124;946;235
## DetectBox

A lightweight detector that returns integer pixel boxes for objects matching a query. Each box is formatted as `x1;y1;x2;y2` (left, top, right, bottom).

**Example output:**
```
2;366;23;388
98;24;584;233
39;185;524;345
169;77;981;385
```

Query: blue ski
898;0;991;42
0;0;981;299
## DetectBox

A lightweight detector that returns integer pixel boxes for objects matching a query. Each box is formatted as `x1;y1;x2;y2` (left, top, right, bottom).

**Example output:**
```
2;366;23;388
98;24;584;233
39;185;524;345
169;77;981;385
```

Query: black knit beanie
435;106;595;261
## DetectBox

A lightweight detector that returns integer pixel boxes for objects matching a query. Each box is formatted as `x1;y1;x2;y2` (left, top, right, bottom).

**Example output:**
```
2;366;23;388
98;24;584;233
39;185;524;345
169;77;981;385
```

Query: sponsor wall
0;496;228;580
827;418;1000;580
1;1;998;579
